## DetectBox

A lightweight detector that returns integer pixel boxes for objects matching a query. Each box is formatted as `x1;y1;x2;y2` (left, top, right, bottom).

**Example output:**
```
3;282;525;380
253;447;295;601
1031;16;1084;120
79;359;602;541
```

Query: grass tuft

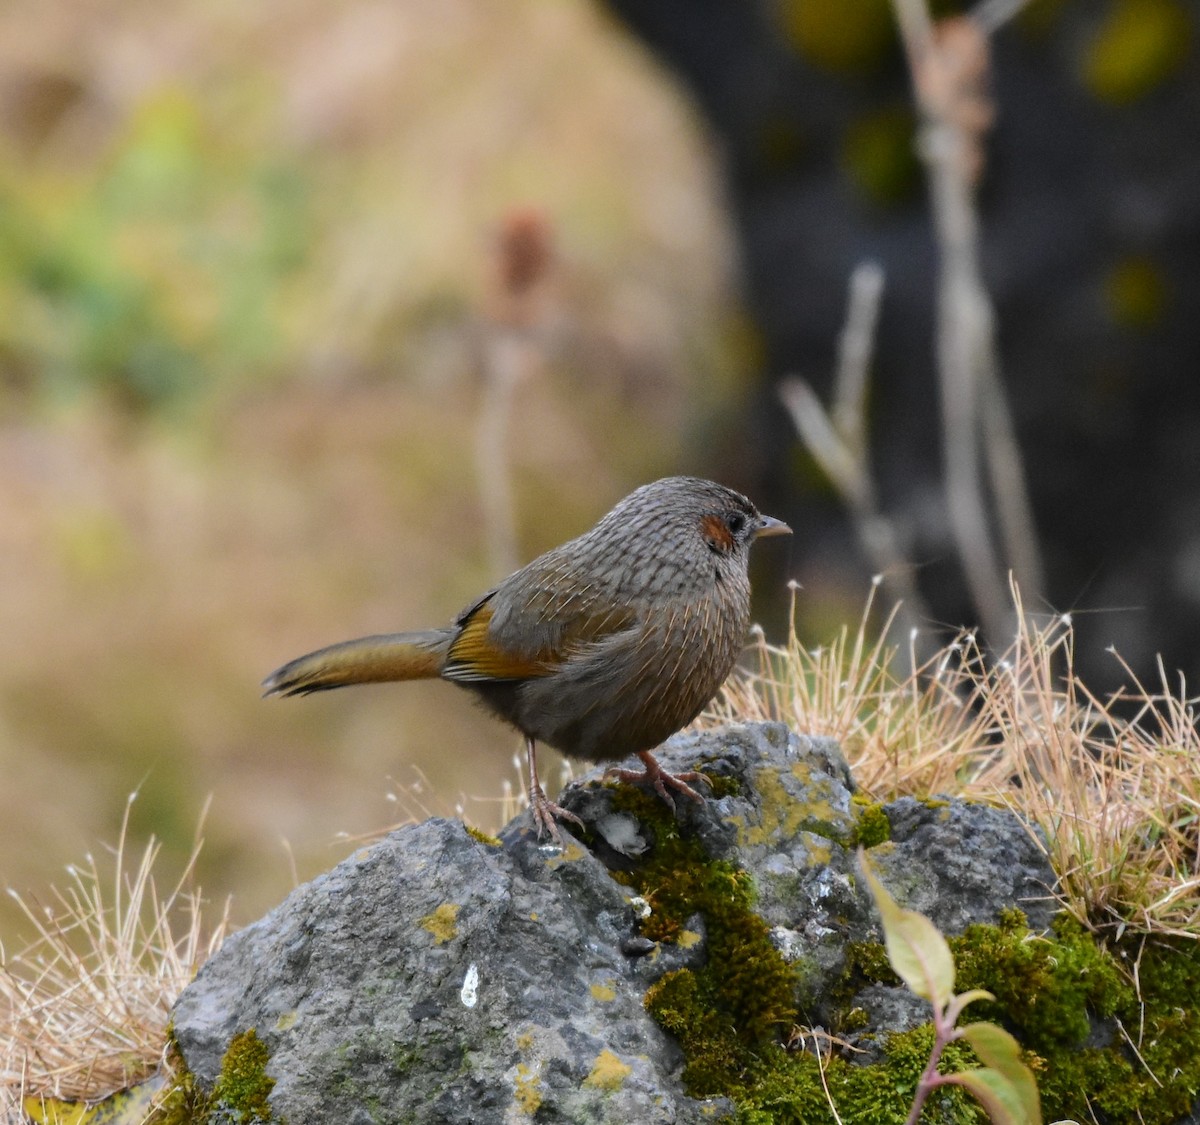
0;792;230;1115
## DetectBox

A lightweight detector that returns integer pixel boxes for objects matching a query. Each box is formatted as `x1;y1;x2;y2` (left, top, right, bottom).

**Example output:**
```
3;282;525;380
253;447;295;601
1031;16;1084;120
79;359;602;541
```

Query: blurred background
1;0;1196;930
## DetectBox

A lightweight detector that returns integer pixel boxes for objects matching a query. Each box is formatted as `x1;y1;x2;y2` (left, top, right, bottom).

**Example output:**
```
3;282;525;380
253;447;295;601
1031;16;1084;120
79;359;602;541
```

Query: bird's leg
525;735;584;843
605;750;710;813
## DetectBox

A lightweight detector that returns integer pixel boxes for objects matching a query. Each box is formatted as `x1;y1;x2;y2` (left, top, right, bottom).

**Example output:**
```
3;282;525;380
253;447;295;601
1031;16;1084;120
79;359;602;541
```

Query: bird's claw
605;753;710;815
529;785;585;845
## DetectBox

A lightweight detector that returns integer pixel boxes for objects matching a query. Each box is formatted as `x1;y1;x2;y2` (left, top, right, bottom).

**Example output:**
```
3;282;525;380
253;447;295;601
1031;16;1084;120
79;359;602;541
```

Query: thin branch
474;209;556;579
891;0;1044;643
475;333;525;578
779;262;933;664
832;260;885;454
981;358;1046;600
970;0;1032;34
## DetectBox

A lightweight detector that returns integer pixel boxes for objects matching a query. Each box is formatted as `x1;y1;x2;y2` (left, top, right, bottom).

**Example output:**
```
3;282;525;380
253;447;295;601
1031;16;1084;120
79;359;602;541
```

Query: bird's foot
529;783;585;845
605;751;710;814
523;735;584;845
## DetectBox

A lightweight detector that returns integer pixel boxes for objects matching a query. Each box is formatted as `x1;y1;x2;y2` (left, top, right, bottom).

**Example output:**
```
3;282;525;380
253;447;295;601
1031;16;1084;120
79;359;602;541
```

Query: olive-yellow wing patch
444;596;638;684
444;601;553;682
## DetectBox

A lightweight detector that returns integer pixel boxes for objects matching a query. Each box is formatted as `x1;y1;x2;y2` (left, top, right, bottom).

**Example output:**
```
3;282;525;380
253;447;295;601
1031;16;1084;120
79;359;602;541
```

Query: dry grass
0;793;230;1116
708;582;1200;941
708;581;998;799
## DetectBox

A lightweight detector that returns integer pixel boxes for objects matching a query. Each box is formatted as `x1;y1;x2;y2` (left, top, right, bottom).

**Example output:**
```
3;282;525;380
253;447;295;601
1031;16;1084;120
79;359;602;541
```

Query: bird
262;476;790;842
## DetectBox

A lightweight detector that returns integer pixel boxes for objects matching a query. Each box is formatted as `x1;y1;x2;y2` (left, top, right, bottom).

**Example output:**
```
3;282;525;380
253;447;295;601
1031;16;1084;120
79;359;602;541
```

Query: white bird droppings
460;963;479;1008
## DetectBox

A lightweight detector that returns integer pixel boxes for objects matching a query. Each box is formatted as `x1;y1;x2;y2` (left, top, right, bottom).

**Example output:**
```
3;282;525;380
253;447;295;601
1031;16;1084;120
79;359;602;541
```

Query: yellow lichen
544;840;587;868
582;1049;631;1091
734;763;840;847
419;903;459;945
590;981;617;1002
677;929;703;949
513;1062;543;1114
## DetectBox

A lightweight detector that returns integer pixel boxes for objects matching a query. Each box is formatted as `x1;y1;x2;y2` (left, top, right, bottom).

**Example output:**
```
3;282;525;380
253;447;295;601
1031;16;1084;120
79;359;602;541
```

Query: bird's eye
725;512;747;536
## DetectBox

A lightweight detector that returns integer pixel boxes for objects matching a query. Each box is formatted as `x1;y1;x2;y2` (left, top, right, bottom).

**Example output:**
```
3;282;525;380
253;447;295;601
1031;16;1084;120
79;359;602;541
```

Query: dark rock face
172;722;1059;1123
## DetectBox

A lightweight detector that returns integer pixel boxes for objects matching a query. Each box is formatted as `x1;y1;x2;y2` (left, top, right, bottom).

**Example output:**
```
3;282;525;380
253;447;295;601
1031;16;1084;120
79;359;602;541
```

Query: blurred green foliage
1083;0;1192;104
841;105;921;207
1104;255;1168;329
779;0;896;76
0;89;312;409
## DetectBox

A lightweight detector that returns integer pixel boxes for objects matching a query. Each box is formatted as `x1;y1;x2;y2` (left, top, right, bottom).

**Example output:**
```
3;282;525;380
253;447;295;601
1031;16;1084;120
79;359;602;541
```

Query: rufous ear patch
699;513;735;552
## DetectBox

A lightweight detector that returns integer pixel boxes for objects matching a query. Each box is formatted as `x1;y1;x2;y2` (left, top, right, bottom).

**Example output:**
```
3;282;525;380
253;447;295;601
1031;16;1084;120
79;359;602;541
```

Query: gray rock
172;721;1059;1123
875;796;1059;933
174;817;715;1123
842;983;934;1064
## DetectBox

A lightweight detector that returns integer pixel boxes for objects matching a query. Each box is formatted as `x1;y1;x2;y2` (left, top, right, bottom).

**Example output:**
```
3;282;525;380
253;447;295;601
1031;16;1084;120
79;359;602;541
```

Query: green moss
465;824;502;847
391;1045;420;1076
841;1006;870;1033
732;1027;987;1124
613;781;989;1121
839;913;1200;1124
149;1030;279;1124
704;772;742;800
611;785;797;1093
844;938;900;987
1052;937;1200;1124
949;912;1126;1052
210;1030;277;1122
849;797;891;848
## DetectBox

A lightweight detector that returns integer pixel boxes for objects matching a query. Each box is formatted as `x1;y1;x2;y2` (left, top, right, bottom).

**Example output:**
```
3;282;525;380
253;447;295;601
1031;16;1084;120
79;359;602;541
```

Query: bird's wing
442;581;638;685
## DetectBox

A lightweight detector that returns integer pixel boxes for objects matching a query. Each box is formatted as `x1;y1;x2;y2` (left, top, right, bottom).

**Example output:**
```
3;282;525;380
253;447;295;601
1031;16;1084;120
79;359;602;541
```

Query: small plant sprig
859;850;1046;1125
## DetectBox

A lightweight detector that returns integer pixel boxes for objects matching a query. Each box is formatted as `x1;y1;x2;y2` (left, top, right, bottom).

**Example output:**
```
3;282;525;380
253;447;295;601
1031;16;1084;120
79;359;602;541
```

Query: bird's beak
753;514;791;539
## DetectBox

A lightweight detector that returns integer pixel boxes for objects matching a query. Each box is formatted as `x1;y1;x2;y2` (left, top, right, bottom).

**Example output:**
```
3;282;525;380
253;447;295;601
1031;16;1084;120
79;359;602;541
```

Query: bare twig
832;260;885;456
778;262;932;661
891;0;1044;643
475;209;556;579
476;332;527;578
970;0;1032;34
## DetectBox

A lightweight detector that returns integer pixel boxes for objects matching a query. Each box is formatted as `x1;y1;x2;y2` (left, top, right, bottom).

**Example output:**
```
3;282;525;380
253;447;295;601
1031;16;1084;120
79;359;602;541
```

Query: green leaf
959;1022;1022;1068
959;1022;1042;1125
858;848;954;1010
944;987;995;1027
949;1067;1041;1125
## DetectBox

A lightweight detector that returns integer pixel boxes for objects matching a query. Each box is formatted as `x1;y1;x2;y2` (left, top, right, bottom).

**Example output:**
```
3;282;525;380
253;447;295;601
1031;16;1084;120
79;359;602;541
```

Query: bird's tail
262;630;453;697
